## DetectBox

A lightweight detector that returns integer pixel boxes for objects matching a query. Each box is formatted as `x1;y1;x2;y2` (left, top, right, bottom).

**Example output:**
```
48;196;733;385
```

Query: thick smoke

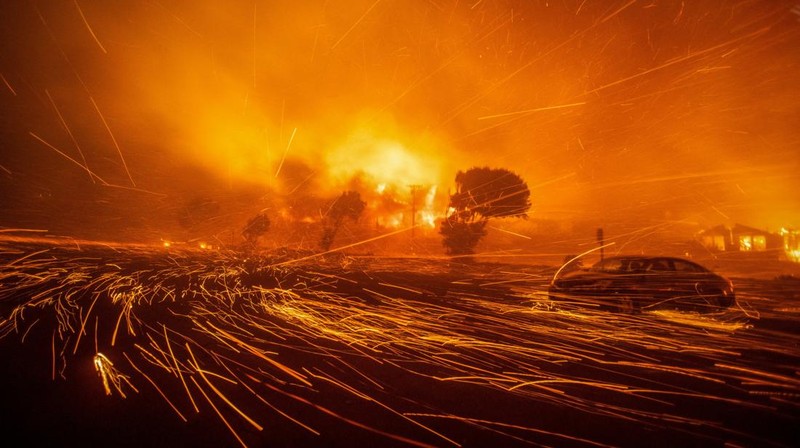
0;1;798;244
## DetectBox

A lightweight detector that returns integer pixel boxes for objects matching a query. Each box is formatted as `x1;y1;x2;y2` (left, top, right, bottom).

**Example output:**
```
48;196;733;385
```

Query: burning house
781;228;800;262
697;224;785;260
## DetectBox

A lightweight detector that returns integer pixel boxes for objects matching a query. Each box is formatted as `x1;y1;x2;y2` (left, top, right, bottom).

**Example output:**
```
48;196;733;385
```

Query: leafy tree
242;212;270;249
440;167;531;255
440;218;487;256
320;191;366;251
450;167;530;219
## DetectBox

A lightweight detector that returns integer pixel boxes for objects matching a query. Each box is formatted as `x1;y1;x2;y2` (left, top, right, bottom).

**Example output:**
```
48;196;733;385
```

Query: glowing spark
253;2;257;88
331;0;383;50
244;373;320;435
0;73;16;95
73;0;107;53
186;344;264;432
262;382;439;448
551;242;617;285
51;331;56;381
711;205;731;220
94;353;136;397
406;414;615;447
599;0;638;25
124;353;187;422
89;96;136;187
312;370;462;446
29;132;109;184
585;26;771;95
206;321;312;387
73;295;101;355
45;89;96;184
33;3;91;92
189;376;248;448
476;102;586;121
488;226;532;240
270;225;419;267
2;239;797;447
274;127;297;178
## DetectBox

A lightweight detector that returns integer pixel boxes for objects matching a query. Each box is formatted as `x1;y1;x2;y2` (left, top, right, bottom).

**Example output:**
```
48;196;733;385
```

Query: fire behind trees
234;167;528;255
440;167;531;255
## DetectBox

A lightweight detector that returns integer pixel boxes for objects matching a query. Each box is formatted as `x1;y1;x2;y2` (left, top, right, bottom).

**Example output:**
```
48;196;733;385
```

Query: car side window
648;261;670;271
673;260;702;272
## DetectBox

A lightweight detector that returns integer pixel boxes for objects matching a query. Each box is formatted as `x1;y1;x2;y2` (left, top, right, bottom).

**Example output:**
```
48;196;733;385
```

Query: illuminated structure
698;224;787;260
780;228;800;262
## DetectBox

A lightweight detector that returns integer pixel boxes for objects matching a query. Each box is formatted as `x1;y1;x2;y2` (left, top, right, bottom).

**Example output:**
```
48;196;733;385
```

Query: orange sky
1;0;798;240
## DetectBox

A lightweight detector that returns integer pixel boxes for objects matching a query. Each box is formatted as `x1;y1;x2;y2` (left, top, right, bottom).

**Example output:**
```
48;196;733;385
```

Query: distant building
731;224;782;253
699;224;731;251
697;224;784;259
781;228;800;262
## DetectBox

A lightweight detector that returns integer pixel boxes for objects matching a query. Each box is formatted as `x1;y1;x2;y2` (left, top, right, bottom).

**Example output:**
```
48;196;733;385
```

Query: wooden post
597;227;604;261
409;185;421;239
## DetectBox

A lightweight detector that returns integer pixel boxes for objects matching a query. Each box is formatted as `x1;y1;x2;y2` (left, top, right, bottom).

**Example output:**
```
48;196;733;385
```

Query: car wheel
698;287;733;309
715;292;734;308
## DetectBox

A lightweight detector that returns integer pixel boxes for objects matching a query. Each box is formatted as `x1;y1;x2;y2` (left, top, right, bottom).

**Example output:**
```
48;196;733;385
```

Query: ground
0;237;798;447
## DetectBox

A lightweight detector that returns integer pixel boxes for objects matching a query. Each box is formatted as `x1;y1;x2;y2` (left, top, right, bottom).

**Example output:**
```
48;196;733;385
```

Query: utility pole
597;227;605;261
409;184;422;239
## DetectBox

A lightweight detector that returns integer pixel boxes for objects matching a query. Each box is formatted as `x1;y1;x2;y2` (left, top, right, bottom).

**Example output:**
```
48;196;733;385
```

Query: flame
316;130;451;230
325;132;445;188
377;213;404;229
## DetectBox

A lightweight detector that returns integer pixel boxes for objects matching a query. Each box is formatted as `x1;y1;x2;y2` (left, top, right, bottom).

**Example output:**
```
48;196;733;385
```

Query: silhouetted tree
440;167;531;255
320;191;366;251
242;212;270;249
440;218;487;256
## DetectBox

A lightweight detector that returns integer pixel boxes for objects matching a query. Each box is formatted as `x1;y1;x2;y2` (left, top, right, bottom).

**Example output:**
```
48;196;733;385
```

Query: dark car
548;256;735;312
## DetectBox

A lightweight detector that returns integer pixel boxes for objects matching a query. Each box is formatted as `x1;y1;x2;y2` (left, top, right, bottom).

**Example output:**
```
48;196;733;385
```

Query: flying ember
0;1;799;447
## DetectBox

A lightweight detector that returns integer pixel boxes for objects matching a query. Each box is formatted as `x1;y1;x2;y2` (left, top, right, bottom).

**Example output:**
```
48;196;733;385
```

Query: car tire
715;292;734;308
699;287;734;309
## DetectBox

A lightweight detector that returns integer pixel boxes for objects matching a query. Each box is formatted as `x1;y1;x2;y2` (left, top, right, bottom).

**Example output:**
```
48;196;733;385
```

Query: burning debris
0;239;798;447
1;1;800;447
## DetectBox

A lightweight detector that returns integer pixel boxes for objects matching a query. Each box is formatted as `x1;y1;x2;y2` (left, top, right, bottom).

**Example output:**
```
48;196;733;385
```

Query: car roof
598;255;695;263
603;255;680;260
590;256;713;272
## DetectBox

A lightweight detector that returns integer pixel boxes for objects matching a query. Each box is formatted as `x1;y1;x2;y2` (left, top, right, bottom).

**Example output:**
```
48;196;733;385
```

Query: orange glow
326;136;437;187
0;1;797;243
377;213;404;229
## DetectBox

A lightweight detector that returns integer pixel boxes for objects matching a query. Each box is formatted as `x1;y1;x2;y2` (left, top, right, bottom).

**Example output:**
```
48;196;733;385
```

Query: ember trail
2;1;800;447
1;240;798;447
